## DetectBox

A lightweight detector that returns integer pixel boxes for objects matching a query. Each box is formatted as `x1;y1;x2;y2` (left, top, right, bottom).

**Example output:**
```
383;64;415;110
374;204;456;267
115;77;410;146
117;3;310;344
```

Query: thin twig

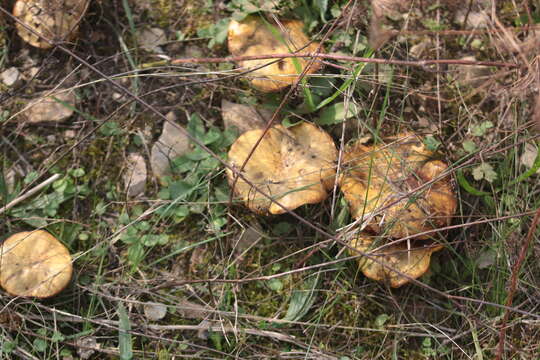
0;174;61;215
495;207;540;360
161;52;518;69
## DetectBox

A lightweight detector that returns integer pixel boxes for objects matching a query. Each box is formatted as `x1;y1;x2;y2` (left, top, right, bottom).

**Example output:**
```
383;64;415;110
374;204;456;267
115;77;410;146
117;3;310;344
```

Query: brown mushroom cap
0;230;72;298
227;122;337;215
13;0;89;49
339;133;457;238
228;15;323;92
349;233;442;288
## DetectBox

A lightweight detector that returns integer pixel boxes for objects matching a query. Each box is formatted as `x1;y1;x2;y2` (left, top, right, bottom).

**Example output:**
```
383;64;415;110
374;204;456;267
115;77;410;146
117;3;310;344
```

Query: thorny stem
495;207;540;360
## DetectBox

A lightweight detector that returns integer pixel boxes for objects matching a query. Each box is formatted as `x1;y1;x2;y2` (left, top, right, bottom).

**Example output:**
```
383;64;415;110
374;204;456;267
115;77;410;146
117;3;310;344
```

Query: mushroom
340;133;457;287
13;0;89;49
0;230;73;297
227;122;337;215
349;233;443;288
228;15;323;92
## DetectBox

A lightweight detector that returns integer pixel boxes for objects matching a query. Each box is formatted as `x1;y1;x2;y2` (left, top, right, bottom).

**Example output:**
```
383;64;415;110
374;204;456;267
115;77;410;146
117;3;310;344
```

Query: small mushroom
227;122;337;215
13;0;89;49
348;233;443;288
0;230;73;297
340;133;457;287
228;15;323;92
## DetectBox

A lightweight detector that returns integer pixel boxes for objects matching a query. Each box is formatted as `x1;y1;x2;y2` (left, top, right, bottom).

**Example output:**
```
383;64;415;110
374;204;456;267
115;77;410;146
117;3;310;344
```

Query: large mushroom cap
13;0;89;49
228;15;323;92
0;230;72;298
227;122;337;215
349;233;442;288
339;133;457;238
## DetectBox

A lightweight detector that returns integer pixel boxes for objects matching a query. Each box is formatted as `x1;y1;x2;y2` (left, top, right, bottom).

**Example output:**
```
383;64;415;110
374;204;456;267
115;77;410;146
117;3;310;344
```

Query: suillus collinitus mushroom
349;233;443;288
340;133;457;287
227;122;337;215
13;0;89;49
0;230;73;297
228;15;323;92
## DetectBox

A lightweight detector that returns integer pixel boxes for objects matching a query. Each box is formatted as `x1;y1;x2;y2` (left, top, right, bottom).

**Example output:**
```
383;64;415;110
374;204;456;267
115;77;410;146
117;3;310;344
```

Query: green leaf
314;0;328;21
267;278;283;292
316;102;360;125
33;338;48;353
472;163;497;183
375;314;390;329
462;140;477;153
457;170;490;196
283;275;318;321
471;121;493;137
168;180;194;200
423;136;441;151
118;303;133;360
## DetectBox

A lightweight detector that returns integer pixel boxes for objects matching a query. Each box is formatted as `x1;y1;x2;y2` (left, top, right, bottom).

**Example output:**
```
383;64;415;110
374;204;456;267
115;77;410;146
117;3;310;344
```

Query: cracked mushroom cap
227;122;337;215
13;0;89;49
228;15;323;92
0;230;72;298
349;233;442;288
339;133;457;239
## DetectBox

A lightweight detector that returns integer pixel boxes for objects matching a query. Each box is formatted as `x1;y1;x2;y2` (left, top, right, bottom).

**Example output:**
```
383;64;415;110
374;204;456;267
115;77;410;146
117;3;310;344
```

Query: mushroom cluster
0;230;72;298
13;0;89;49
339;133;457;287
228;15;323;92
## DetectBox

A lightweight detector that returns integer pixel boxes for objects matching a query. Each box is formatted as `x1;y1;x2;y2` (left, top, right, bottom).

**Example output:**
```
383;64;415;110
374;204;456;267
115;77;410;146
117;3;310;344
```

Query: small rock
64;129;76;139
1;67;20;87
124;153;147;197
143;302;167;321
455;10;490;29
233;224;262;259
409;38;433;58
151;112;190;181
137;27;167;53
75;337;100;360
449;56;491;88
26;67;40;79
177;300;212;320
221;100;272;134
23;90;76;123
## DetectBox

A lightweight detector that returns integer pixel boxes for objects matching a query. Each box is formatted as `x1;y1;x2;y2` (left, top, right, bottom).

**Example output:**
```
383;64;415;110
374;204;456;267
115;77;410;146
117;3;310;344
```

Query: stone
1;67;20;87
137;27;167;53
221;99;272;135
449;56;491;88
143;302;167;321
23;90;77;123
150;112;190;181
124;153;147;197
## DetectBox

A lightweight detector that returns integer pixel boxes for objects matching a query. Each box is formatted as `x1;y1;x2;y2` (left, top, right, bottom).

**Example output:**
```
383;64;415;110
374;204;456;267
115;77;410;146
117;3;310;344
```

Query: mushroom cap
228;16;323;92
339;133;457;238
227;122;337;215
0;230;72;298
13;0;89;49
349;233;442;288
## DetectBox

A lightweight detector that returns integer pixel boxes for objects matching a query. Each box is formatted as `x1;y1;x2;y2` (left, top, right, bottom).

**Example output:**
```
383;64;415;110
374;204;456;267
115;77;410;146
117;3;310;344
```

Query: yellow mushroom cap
339;133;457;238
349;233;442;288
0;230;73;298
227;122;337;215
13;0;89;49
228;15;323;92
